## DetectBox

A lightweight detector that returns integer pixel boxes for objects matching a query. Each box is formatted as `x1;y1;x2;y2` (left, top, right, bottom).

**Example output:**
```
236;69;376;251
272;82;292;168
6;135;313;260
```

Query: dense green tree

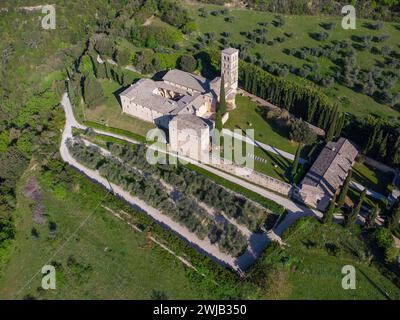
215;110;223;132
291;144;302;178
325;105;338;142
157;0;190;28
322;194;336;224
114;48;131;66
95;62;107;79
374;226;397;263
95;37;114;58
366;204;379;228
178;55;197;73
337;170;352;208
344;189;366;228
83;75;105;108
378;133;388;159
218;75;227;115
78;55;95;76
289;119;317;177
386;198;400;231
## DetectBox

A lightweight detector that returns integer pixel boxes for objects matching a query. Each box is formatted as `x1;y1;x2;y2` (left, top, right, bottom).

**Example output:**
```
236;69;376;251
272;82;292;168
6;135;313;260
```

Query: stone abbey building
120;48;239;159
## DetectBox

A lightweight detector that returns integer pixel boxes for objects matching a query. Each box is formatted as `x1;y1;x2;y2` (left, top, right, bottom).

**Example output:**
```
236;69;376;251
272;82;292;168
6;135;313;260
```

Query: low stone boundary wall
222;112;229;124
209;156;292;196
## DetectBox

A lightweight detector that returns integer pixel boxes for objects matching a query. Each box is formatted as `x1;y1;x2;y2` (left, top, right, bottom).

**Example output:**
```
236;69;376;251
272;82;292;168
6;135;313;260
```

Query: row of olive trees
67;139;248;257
108;143;268;232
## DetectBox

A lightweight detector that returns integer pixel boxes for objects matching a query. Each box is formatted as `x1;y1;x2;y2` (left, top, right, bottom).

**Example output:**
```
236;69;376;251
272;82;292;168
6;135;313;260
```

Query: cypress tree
366;204;379;228
317;107;326;128
291;144;302;178
387;198;400;231
325;108;337;142
251;72;257;94
219;75;227;114
215;110;223;132
334;114;345;138
323;194;336;224
364;125;378;154
376;127;383;143
322;107;332;130
337;170;352;208
104;62;110;79
344;189;366;228
378;133;388;159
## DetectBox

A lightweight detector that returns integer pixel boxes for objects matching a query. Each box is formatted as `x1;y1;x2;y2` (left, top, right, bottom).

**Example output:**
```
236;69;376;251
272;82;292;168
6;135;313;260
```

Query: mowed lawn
263;218;400;300
0;169;208;300
221;135;292;182
187;3;400;120
225;95;298;154
84;79;156;138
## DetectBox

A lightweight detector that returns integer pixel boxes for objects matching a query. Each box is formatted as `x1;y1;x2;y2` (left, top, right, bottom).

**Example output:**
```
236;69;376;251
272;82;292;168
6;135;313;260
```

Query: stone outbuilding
294;138;359;211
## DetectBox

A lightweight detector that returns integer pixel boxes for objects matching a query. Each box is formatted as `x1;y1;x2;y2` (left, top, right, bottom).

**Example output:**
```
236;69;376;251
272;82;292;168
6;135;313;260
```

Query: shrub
113;48;131;66
310;31;330;41
368;21;384;30
182;21;197;34
320;22;336;30
94;37;114;58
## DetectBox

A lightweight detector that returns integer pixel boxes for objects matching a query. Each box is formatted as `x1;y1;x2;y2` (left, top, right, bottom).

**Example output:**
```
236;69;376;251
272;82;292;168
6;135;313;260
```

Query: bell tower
221;48;239;93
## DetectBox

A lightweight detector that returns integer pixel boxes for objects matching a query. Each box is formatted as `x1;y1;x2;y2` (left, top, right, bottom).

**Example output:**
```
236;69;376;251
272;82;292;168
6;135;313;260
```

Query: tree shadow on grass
195;51;219;80
256;106;291;140
352;165;393;196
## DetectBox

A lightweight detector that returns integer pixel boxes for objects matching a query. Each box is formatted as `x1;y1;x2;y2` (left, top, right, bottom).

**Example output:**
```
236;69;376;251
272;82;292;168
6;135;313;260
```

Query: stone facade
169;114;210;161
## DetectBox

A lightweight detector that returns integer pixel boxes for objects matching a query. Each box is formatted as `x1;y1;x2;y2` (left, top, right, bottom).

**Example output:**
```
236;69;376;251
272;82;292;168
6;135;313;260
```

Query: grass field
0;168;212;300
187;2;400;120
259;218;400;299
84;79;156;138
2;153;397;299
221;136;292;182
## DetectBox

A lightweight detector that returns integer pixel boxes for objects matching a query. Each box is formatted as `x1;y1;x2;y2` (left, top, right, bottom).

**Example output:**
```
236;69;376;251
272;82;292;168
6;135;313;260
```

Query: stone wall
222;112;229;124
209;156;292;196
